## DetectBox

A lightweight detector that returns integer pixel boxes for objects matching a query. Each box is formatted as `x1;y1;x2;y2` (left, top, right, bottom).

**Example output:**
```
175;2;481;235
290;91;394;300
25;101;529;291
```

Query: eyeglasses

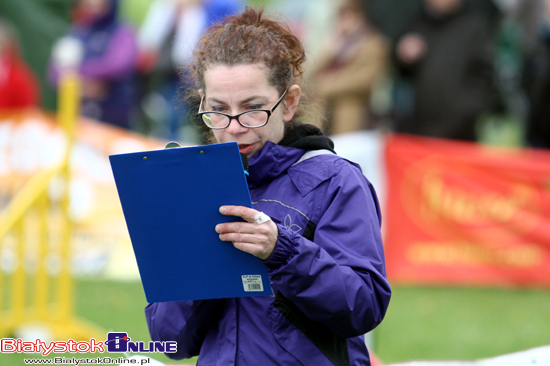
198;88;289;129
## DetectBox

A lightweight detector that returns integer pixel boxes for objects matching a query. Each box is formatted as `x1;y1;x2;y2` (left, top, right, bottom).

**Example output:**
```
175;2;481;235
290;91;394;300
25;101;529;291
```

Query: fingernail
215;225;221;233
219;206;226;214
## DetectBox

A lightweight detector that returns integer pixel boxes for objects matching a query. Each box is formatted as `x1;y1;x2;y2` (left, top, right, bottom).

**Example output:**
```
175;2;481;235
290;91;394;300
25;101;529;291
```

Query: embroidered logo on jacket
284;214;302;233
252;199;307;234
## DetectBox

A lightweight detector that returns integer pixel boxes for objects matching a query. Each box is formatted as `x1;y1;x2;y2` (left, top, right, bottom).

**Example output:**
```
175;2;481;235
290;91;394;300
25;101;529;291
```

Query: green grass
2;280;549;365
375;285;550;363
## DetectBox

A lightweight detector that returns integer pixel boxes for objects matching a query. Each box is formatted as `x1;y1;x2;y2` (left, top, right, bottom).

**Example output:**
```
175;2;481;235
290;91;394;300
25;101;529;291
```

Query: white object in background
51;36;84;70
384;345;550;366
14;323;53;344
479;345;550;366
331;130;386;216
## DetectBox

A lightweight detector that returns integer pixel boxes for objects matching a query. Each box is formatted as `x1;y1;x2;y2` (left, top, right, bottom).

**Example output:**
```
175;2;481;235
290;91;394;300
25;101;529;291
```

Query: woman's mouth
238;143;255;155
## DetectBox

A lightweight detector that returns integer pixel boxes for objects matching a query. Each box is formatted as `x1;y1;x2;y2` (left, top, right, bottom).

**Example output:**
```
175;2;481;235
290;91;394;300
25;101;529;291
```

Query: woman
145;7;390;366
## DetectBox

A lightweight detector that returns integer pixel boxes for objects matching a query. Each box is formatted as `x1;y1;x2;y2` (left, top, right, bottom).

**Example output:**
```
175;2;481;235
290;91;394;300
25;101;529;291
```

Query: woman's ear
283;85;301;123
198;89;204;98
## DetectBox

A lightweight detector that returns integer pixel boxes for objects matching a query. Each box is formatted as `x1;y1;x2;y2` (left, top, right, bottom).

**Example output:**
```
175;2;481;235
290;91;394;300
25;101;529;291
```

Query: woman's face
424;0;462;15
202;63;300;158
74;0;112;24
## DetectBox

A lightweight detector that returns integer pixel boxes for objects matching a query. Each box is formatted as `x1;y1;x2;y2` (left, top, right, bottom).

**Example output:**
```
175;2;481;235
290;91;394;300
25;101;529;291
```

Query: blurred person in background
308;0;389;135
48;0;138;129
0;17;40;109
136;0;243;142
393;0;495;141
481;0;542;146
268;0;337;55
523;0;550;148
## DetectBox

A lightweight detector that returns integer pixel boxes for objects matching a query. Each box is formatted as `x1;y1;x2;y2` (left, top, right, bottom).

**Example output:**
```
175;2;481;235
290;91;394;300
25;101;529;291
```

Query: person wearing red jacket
0;18;40;109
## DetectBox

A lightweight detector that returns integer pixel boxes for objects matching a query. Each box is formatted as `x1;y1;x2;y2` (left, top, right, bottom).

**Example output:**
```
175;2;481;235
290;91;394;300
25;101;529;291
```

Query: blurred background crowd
1;0;550;149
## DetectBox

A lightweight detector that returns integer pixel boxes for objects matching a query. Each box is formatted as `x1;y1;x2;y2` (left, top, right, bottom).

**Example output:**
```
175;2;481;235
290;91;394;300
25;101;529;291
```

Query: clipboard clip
165;141;181;149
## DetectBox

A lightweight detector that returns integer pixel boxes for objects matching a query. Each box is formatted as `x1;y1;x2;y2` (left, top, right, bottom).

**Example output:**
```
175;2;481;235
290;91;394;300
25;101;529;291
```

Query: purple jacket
145;137;391;365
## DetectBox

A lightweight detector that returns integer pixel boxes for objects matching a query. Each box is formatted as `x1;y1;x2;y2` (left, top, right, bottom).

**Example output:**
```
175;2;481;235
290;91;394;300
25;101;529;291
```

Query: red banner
384;134;550;287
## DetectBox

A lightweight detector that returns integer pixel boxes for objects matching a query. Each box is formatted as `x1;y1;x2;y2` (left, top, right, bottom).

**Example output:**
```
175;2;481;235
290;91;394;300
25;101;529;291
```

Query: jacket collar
247;141;304;189
246;123;335;189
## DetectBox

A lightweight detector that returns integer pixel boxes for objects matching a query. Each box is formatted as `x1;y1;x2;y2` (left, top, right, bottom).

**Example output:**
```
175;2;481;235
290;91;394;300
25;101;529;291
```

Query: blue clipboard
109;142;273;302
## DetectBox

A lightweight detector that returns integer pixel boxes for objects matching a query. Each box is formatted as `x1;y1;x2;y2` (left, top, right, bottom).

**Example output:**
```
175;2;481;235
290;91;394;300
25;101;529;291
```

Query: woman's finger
218;232;266;244
220;205;272;225
216;221;270;235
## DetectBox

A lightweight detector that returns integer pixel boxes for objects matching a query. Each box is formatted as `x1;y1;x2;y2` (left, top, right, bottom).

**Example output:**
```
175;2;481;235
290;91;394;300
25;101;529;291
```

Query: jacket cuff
262;223;298;270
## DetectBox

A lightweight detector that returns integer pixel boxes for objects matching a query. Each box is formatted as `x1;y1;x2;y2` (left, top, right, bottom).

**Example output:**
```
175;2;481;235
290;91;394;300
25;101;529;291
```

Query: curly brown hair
182;6;322;134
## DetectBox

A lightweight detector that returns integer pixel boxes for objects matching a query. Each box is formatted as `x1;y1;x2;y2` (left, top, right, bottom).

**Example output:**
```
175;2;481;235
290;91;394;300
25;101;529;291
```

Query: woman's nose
225;117;247;134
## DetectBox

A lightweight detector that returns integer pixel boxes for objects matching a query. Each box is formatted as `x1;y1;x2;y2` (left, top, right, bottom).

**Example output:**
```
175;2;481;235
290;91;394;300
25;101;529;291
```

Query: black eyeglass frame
197;87;289;130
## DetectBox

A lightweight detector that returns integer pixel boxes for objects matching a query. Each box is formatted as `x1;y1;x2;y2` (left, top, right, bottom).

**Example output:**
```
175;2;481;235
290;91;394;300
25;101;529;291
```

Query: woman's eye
211;106;226;112
247;104;263;110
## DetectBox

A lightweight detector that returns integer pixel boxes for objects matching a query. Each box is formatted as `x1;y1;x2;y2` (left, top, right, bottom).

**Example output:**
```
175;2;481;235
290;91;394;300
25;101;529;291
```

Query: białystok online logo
104;332;176;353
0;332;177;356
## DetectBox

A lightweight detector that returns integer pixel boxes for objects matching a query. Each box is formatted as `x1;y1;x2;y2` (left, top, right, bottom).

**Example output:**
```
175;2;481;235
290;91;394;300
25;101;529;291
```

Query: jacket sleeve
145;299;225;360
263;159;391;338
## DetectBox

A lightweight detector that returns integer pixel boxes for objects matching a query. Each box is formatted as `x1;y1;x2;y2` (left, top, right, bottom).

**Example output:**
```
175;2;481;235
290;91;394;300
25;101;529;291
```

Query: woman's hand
215;205;278;260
